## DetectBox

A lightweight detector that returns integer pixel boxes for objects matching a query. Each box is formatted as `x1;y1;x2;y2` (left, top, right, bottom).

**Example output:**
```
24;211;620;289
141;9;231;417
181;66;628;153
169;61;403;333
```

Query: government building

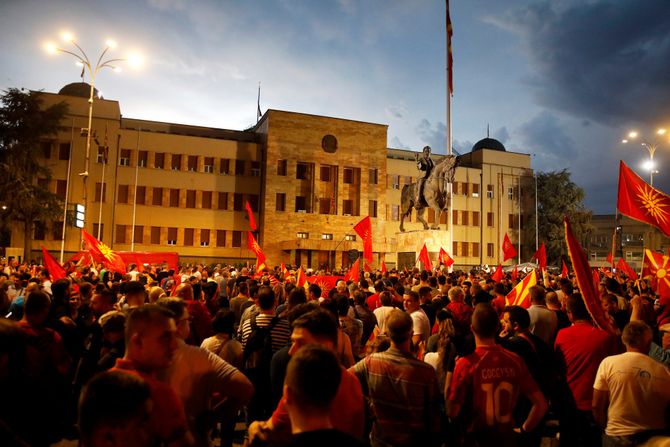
6;83;536;270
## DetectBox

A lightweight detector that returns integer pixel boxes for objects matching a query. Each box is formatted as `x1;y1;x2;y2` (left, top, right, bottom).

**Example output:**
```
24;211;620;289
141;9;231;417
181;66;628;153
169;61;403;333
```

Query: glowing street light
622;128;666;186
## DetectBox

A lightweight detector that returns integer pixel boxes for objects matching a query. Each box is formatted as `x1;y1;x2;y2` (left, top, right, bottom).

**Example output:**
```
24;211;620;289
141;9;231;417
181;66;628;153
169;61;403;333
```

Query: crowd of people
0;257;669;447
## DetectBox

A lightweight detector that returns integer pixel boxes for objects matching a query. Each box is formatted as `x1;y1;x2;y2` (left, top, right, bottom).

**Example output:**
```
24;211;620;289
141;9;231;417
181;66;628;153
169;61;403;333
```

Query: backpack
243;315;279;371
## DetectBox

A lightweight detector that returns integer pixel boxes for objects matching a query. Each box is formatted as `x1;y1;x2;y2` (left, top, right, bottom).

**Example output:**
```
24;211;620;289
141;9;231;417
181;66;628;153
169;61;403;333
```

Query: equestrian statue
400;145;458;232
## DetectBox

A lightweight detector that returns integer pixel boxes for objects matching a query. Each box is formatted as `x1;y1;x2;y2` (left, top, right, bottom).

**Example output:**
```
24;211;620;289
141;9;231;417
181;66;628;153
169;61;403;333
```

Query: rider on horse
414;145;434;206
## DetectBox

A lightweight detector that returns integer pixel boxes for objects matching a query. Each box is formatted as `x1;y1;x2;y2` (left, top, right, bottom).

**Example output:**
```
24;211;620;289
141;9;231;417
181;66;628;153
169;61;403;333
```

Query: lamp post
622;128;666;186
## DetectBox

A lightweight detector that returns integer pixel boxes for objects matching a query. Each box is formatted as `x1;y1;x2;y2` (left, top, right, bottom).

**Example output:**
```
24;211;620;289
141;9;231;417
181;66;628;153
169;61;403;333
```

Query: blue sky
2;0;669;213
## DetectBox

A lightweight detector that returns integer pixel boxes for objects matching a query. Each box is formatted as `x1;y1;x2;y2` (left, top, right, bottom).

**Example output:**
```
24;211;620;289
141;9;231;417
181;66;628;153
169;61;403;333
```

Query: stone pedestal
395;229;450;269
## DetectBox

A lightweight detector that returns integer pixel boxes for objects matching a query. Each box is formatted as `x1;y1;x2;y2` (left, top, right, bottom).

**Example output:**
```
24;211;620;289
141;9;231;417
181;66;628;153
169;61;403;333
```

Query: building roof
58;82;102;99
472;137;506;152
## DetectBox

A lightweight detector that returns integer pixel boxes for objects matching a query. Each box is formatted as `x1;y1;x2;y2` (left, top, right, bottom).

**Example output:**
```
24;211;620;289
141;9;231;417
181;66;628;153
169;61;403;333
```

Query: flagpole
60;119;75;263
518;176;521;263
534;170;538;252
96;124;108;240
131;128;141;251
446;0;454;273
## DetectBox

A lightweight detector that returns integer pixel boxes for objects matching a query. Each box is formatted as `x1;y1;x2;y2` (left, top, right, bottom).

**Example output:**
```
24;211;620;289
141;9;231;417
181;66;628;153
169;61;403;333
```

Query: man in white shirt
403;290;430;349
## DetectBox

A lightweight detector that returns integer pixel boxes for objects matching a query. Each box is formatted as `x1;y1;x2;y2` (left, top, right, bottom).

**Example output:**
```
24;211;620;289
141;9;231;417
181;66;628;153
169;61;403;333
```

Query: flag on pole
41;246;66;281
511;264;518;282
364;262;372;273
561;260;569;278
616;257;638;280
353;216;373;263
641;249;670;297
439;248;454;268
247;231;266;266
418;243;433;272
446;0;454;94
606;251;613;266
82;230;126;273
502;233;517;261
344;258;360;283
506;269;537;308
280;263;289;278
617;160;670;237
491;264;503;282
296;266;307;287
381;261;387;274
564;217;618;335
532;243;546;271
245;200;257;231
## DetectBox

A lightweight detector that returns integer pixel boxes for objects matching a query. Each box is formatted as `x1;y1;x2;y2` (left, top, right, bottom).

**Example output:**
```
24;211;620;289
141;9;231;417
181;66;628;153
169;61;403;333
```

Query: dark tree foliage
525;169;592;265
0;88;68;259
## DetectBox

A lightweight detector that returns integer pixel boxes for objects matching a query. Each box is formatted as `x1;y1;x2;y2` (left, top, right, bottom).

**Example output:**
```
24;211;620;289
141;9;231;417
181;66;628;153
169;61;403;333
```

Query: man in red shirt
554;293;618;447
447;303;548;447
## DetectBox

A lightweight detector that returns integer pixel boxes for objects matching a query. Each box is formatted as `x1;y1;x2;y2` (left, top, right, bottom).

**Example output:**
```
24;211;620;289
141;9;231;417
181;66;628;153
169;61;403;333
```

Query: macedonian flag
642;249;670;298
354;216;373;263
618;160;670;237
506;269;537;308
247;232;266;267
82;230;126;274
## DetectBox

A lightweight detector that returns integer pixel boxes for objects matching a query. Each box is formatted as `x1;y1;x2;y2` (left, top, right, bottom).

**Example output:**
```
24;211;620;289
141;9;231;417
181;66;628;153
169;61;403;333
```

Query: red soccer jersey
448;344;538;434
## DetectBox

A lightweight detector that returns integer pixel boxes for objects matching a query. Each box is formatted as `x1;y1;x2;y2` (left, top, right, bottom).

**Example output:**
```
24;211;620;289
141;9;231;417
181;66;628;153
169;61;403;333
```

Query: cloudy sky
2;0;669;213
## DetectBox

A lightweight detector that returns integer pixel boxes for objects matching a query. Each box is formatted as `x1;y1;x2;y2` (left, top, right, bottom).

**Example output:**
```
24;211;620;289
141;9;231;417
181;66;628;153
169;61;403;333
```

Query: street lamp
622;128;666;186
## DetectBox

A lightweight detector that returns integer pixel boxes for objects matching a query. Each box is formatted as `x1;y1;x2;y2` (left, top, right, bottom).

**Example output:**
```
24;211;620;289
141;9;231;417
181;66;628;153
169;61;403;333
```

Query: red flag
296;266;307;287
381;261;387;274
439;248;454;268
561;260;568;278
446;0;454;94
616;258;638;280
618;160;670;237
606;251;613;266
41;246;66;281
418;243;433;272
171;271;181;297
247;231;266;266
82;230;126;273
344;258;360;283
642;249;670;298
280;262;289;278
245;200;257;231
502;233;517;261
491;264;503;282
506;269;537;308
532;243;547;271
311;275;343;298
511;264;518;282
564;217;618;335
353;216;373;263
363;262;372;273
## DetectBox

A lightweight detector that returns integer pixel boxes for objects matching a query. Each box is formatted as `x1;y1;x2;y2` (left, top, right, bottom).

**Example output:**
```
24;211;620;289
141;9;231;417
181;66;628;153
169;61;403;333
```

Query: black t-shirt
287;429;365;447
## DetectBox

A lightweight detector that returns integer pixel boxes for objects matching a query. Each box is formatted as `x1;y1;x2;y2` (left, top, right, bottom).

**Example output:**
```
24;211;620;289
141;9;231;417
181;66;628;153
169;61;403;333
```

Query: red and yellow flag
354;216;373;263
418;243;433;272
280;262;289;278
247;231;266;266
618;160;670;237
245;200;257;231
296;266;307;287
642;249;670;298
506;269;537;308
439;247;454;268
344;258;360;283
41;246;66;281
82;230;126;273
311;275;342;298
502;233;517;261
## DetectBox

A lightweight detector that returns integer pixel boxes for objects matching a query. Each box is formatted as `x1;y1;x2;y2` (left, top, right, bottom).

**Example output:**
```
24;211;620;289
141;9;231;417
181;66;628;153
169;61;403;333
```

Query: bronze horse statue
400;155;458;232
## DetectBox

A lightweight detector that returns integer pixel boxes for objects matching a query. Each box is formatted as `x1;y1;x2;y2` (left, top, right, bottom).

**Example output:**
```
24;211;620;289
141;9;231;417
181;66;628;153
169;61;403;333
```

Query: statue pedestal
395;229;450;269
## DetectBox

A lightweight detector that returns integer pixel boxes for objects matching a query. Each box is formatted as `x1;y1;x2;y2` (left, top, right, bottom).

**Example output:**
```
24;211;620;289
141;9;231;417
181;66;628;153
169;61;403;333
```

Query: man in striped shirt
238;287;291;352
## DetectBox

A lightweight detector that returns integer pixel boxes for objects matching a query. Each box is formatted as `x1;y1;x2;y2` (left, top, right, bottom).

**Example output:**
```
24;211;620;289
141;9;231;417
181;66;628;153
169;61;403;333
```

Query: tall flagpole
131;128;141;251
60;119;75;263
446;0;454;271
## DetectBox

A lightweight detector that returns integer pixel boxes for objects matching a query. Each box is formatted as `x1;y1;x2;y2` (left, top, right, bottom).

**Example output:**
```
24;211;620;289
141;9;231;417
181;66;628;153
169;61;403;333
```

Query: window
453;182;460;194
453;210;459;225
247;194;259;211
233;193;243;211
186;190;196;208
462;182;469;196
388;175;400;190
200;229;210;247
58;143;70;160
216;230;226;247
235;160;245;176
277;159;287;176
187;155;198;172
170;189;180;207
318;198;331;214
138;150;148;167
119;149;131;166
487;212;494;227
487;184;494;199
52;221;63;240
461;210;469;226
171;154;182;170
404;176;412;186
134;225;143;244
453;241;459;257
92;224;104;241
369;200;378;218
218;192;228;210
508;213;518;228
297;232;309;239
116;225;127;244
472;211;480;227
154;152;165;169
472;183;480;197
342;199;353;216
152;188;163;206
220;158;230;175
251;161;261;177
369;168;378;185
202;191;212;209
203;157;213;173
391;205;400;221
508;187;515;200
41;142;51;158
321;233;333;240
184;228;195;247
136;186;146;205
296;163;308;180
320;166;331;182
97;146;107;164
94;183;106;202
167;227;178;245
345;234;357;241
151;226;161;244
56;180;67;199
276;193;286;211
427;209;435;224
232;231;242;247
118;185;129;204
343;168;354;184
33;221;45;240
295;196;307;212
487;243;494;257
472;242;480;257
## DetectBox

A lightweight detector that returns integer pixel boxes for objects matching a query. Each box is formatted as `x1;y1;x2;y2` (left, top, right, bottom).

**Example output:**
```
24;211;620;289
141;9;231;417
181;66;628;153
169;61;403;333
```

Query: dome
58;82;102;99
472;137;506;152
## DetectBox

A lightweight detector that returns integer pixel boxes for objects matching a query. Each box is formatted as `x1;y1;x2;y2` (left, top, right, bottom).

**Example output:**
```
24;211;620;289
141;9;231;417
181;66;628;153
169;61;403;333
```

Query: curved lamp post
622;128;666;186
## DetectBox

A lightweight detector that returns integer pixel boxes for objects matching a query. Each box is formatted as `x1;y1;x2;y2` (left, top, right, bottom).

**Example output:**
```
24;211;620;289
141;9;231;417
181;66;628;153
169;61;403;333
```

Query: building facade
6;84;535;269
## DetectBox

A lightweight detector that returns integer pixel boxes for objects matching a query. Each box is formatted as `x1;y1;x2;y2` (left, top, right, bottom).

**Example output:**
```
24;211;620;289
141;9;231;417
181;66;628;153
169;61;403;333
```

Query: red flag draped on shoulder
491;264;503;282
616;257;638;280
642;249;670;298
532;242;546;271
41;246;66;281
344;258;360;283
439;247;454;268
502;233;517;261
506;269;537;308
245;200;257;231
82;230;126;273
418;243;433;272
353;216;373;263
564;217;618;335
618;160;670;237
247;232;266;267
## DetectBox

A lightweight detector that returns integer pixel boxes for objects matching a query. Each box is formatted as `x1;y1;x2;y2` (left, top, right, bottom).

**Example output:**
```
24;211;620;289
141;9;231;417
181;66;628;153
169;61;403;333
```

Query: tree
524;169;592;265
0;88;68;260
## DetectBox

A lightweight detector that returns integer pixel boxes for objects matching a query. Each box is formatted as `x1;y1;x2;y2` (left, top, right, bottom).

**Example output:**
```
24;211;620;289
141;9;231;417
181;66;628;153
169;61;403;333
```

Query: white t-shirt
593;351;670;436
410;309;431;344
373;306;395;335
